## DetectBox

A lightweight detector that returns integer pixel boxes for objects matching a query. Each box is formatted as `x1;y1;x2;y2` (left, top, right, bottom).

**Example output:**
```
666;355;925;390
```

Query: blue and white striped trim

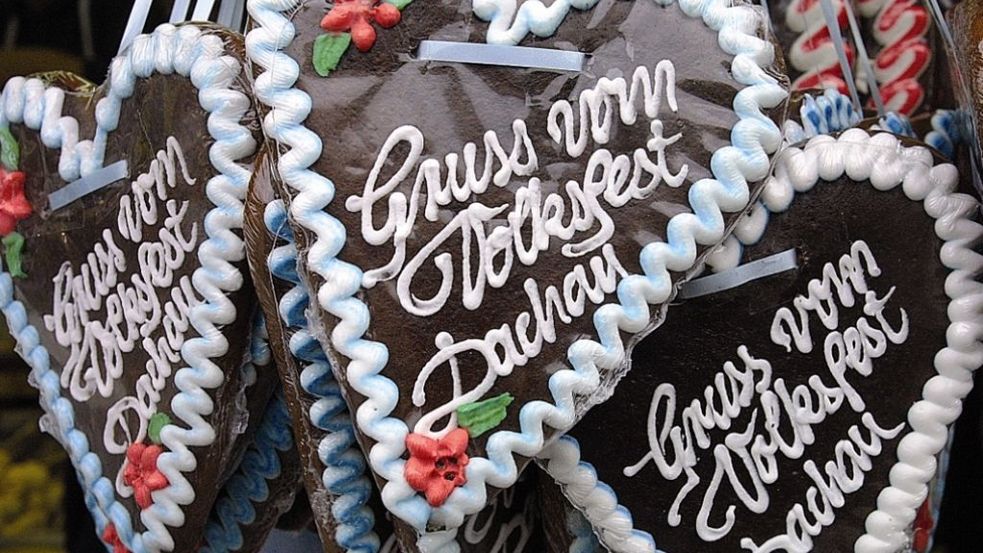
0;23;256;553
245;0;785;547
200;314;297;553
539;130;983;553
263;198;380;553
782;88;861;145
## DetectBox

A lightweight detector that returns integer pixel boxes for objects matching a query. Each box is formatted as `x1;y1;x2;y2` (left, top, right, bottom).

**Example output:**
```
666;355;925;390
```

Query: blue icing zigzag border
0;23;256;553
539;129;983;553
246;0;786;543
200;313;299;553
263;198;380;553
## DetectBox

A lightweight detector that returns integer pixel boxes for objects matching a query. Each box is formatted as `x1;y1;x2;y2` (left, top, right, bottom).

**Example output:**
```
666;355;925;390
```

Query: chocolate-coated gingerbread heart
0;23;258;553
248;150;550;553
246;0;788;540
539;129;983;553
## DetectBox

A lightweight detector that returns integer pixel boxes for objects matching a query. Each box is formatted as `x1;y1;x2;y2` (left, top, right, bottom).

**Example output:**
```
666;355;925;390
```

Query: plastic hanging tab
679;248;798;299
118;0;153;54
843;0;885;115
417;41;585;72
48;160;129;212
819;0;862;113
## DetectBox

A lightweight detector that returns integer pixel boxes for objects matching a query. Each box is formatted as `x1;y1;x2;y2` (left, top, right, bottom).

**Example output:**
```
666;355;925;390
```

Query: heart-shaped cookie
248;150;550;553
539;129;983;553
0;23;259;553
246;0;788;538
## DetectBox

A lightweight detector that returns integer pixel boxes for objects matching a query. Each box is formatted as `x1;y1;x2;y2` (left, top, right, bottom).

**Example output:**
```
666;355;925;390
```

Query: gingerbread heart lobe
247;0;788;538
0;23;260;553
539;130;983;553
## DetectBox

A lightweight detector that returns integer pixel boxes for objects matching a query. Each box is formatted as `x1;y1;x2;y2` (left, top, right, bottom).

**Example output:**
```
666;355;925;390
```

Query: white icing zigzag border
0;23;256;553
245;0;785;545
539;129;983;553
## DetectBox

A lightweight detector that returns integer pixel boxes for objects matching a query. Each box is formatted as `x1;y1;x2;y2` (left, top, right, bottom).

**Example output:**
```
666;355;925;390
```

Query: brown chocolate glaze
565;166;954;552
248;158;548;553
260;0;787;520
948;0;983;185
9;25;259;553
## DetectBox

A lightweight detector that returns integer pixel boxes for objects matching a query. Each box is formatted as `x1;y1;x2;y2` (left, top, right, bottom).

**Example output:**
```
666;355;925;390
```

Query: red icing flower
102;523;130;553
320;0;402;52
0;167;30;236
911;498;934;552
123;443;169;510
405;428;469;506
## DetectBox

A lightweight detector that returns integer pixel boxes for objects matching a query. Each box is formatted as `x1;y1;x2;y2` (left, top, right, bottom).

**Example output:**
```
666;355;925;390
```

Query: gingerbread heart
248;149;555;553
0;23;259;553
539;129;983;553
246;0;788;539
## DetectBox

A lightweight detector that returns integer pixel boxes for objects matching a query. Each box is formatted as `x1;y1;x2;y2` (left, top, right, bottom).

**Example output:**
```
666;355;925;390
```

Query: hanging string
842;0;885;115
191;0;218;22
118;0;153;54
170;0;193;23
819;0;862;113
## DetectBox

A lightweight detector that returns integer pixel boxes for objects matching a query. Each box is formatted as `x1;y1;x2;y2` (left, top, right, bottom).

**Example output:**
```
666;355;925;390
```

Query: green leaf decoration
387;0;413;10
313;33;352;77
2;232;25;279
148;412;172;445
0;126;19;171
456;393;514;438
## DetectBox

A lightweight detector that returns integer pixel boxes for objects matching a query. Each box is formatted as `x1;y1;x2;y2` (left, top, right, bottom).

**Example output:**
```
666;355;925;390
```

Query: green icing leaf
0;126;19;171
387;0;413;10
148;413;172;445
313;33;352;77
2;232;25;279
456;393;514;438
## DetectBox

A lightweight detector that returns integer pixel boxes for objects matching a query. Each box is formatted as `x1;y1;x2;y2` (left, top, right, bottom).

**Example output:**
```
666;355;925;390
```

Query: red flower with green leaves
101;523;129;553
0;166;30;235
321;0;401;52
123;443;169;510
404;428;469;506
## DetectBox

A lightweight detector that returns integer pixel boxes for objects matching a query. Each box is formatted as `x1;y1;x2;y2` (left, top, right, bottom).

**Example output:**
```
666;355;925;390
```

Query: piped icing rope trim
246;0;785;544
0;23;256;553
924;109;961;160
471;0;600;45
539;436;655;553
200;392;294;553
540;129;983;553
264;197;380;553
200;315;294;553
782;88;861;145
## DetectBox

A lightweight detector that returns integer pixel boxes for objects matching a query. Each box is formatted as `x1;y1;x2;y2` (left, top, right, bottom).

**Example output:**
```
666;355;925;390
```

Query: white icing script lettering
42;138;201;487
345;62;689;436
623;241;908;547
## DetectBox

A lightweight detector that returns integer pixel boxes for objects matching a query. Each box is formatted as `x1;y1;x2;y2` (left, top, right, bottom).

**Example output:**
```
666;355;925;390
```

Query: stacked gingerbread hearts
3;1;983;552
